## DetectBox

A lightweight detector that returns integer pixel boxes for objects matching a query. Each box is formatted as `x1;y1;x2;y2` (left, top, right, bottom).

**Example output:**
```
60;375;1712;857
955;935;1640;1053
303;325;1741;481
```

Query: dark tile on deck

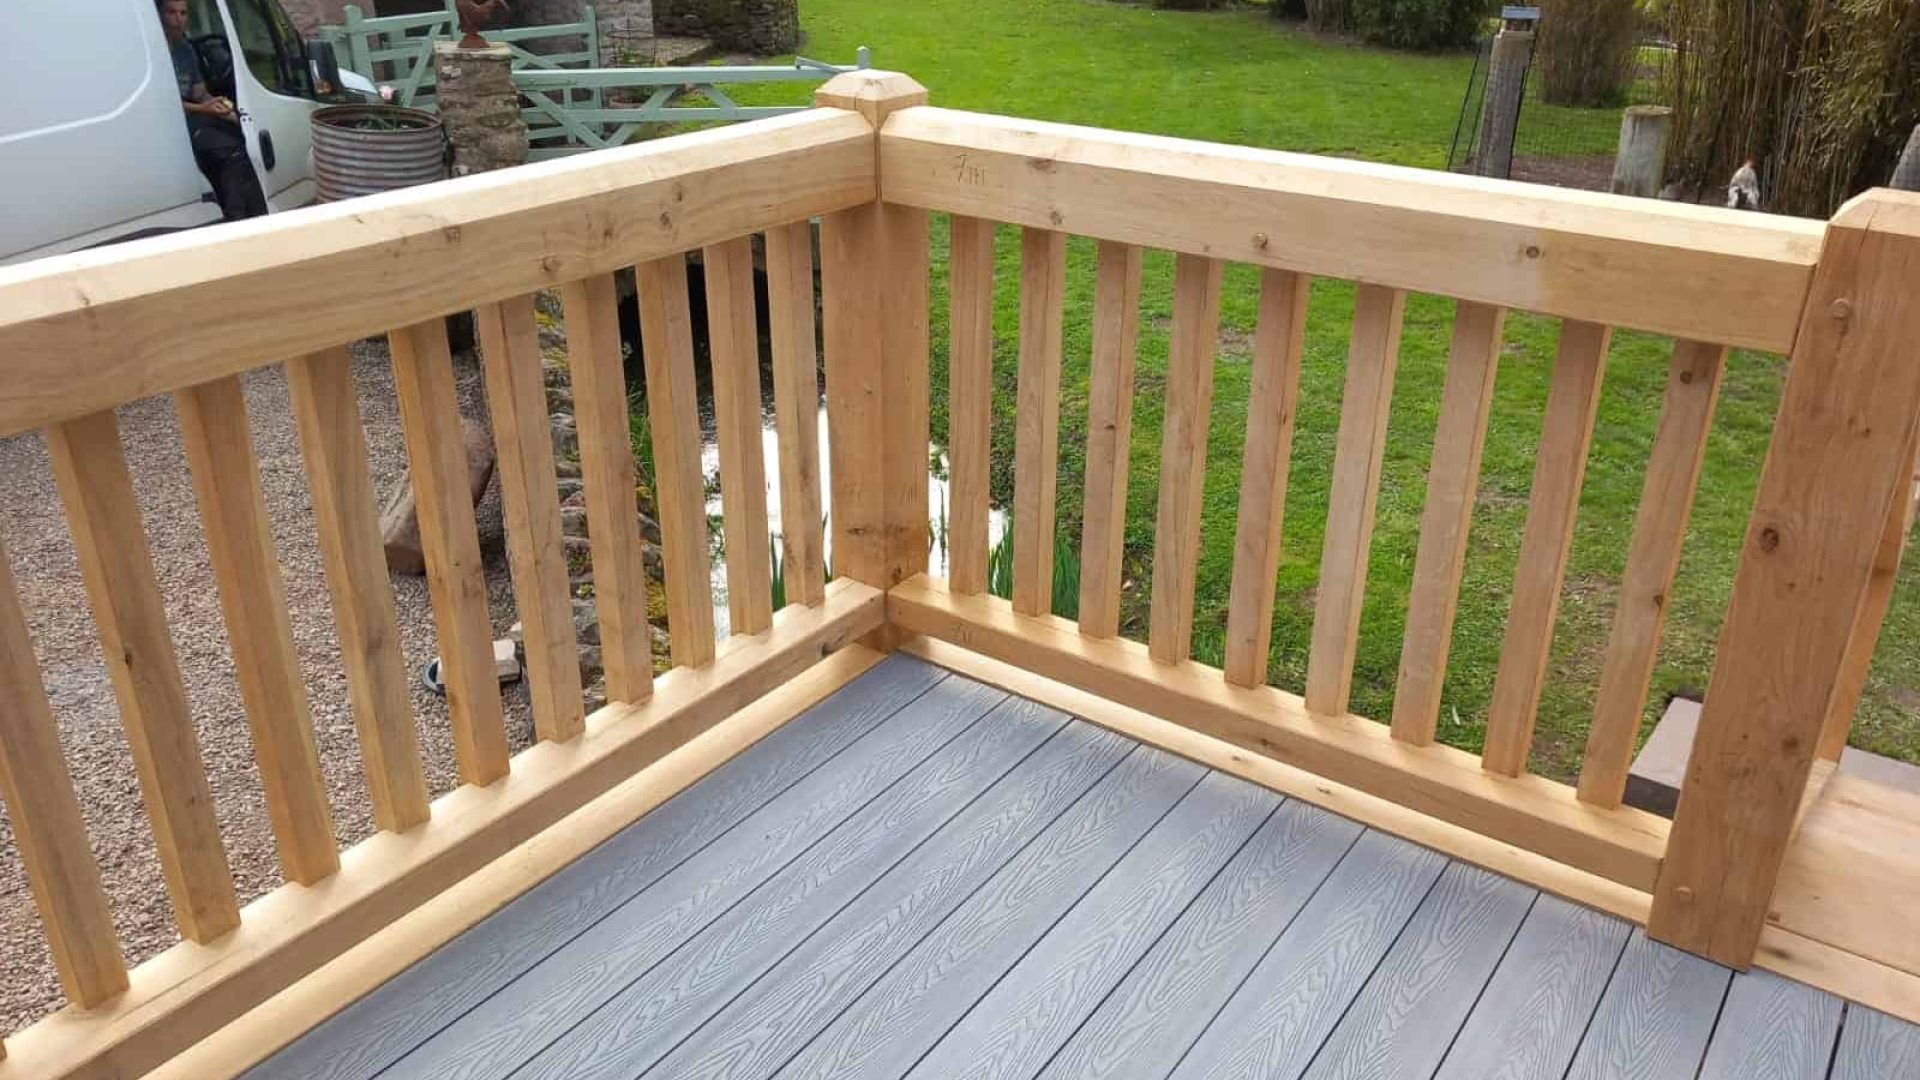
245;657;1920;1080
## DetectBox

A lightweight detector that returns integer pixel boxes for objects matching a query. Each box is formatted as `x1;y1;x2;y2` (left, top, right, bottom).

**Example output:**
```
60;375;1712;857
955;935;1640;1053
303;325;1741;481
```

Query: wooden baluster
476;296;585;741
1578;340;1725;805
388;320;510;785
818;202;886;591
1482;320;1611;777
1078;241;1143;638
947;215;998;596
561;273;654;703
1305;284;1406;716
882;205;933;589
816;71;931;608
286;347;429;832
637;255;717;667
176;376;338;884
1814;436;1916;763
0;534;128;1006
705;236;774;637
1223;269;1311;687
1011;227;1068;617
1148;254;1225;664
1389;301;1507;742
46;410;240;943
765;221;826;607
1653;192;1920;966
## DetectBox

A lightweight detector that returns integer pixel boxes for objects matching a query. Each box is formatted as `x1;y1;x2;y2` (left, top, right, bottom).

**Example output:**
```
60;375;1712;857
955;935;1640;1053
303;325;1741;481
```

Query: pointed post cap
814;70;928;126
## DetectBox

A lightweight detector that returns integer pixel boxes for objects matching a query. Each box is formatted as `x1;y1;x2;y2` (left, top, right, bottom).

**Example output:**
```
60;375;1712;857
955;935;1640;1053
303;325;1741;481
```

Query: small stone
636;510;664;546
506;619;525;645
577;644;605;683
583;676;608;713
572;597;601;646
561;487;589;509
493;638;523;683
554;458;582;479
561;506;591;539
551;413;579;459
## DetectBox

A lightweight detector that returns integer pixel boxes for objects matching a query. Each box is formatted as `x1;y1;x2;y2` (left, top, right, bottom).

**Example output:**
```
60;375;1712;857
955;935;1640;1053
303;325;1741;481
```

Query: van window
228;0;314;98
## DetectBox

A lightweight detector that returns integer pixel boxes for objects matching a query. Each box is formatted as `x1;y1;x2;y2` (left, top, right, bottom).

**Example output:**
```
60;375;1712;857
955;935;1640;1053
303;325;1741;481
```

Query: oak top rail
879;107;1825;353
0;108;875;438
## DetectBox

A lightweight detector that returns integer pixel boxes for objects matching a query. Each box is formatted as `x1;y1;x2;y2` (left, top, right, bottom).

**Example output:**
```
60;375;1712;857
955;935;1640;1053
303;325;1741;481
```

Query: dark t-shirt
169;37;203;101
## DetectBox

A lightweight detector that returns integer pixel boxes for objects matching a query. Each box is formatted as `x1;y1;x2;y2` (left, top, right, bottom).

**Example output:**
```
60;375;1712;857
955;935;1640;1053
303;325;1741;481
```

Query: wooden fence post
1650;190;1920;967
814;70;930;640
1610;105;1672;198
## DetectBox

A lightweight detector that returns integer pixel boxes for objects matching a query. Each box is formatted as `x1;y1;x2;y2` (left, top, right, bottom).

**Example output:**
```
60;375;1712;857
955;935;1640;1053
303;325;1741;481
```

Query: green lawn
731;0;1920;779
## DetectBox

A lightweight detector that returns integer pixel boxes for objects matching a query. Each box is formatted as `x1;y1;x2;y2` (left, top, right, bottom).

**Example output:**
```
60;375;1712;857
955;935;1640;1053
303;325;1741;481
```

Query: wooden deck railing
1;69;1918;1078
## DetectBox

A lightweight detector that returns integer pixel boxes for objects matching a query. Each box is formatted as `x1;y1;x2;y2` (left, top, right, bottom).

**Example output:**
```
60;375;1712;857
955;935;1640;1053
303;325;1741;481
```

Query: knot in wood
1757;525;1781;553
1829;298;1852;322
1523;244;1542;259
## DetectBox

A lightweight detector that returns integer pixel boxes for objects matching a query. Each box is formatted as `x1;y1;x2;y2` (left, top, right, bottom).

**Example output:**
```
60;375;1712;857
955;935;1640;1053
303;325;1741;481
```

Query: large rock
380;417;497;575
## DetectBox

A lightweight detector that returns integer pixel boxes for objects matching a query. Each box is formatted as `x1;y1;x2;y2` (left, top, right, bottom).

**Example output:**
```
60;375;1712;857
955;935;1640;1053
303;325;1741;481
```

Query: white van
0;0;374;265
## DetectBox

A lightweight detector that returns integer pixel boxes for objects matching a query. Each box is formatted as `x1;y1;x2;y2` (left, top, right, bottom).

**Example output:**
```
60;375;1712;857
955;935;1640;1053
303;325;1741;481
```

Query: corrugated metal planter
311;105;447;202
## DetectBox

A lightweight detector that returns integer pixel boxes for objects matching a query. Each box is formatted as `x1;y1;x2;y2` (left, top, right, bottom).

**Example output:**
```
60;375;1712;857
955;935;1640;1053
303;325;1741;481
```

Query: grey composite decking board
1299;862;1536;1080
771;757;1267;1076
512;705;1131;1080
897;771;1282;1080
1832;1006;1920;1079
665;744;1212;1080
1430;894;1631;1080
732;745;1206;1080
1168;830;1449;1080
1697;968;1845;1080
237;662;1920;1080
1033;800;1364;1080
247;654;950;1080
383;677;1038;1080
1564;931;1733;1080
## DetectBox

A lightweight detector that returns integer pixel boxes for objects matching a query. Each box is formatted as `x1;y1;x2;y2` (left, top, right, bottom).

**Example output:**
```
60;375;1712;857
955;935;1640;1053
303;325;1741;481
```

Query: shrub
1349;0;1489;50
1535;0;1638;106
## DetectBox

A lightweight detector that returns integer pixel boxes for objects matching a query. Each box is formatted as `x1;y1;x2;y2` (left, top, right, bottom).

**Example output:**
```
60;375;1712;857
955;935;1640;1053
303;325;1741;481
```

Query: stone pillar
1474;28;1533;180
1610;105;1673;197
433;42;526;178
1893;124;1920;192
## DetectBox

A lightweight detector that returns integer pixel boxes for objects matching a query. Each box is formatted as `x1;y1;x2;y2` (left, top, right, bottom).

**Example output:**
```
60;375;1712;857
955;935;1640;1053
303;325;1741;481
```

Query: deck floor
248;655;1920;1080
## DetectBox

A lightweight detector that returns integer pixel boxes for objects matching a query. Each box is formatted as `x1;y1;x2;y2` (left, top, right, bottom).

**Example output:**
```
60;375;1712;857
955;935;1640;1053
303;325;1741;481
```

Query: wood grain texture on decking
248;655;950;1080
233;661;1920;1080
663;746;1204;1080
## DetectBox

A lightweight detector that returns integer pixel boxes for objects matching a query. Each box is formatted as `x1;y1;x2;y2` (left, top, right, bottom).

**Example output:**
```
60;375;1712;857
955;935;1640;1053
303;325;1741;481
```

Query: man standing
157;0;267;220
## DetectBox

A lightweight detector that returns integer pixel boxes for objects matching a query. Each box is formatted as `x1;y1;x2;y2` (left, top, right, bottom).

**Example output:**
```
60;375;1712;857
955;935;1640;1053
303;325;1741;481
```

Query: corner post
813;71;930;648
1650;190;1920;966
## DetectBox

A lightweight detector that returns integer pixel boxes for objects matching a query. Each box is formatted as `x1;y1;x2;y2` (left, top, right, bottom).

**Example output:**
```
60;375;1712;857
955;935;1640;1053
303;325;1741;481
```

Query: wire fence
1447;33;1673;192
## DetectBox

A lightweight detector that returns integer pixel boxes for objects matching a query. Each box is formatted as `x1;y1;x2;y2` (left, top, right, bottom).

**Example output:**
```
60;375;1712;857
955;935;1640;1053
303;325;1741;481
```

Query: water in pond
697;404;1008;640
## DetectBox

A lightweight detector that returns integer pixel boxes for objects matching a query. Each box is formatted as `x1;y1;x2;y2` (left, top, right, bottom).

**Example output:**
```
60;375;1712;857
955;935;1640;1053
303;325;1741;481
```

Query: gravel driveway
0;341;535;1033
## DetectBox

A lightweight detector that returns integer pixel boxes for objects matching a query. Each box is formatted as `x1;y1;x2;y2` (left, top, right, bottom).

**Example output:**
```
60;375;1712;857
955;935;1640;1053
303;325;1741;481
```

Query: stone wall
652;0;796;55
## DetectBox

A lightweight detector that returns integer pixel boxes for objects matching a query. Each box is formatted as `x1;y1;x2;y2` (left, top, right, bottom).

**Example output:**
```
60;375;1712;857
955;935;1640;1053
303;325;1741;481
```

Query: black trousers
189;118;268;220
